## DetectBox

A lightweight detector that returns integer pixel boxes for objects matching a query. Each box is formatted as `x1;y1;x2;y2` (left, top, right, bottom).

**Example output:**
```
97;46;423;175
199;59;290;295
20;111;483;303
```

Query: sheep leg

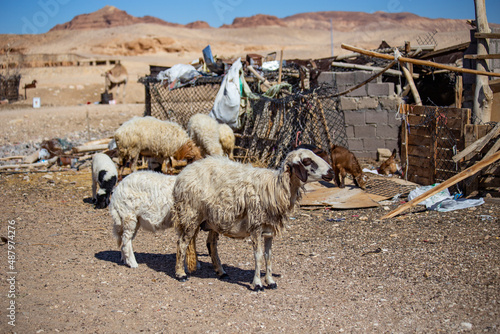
130;154;140;173
91;176;97;203
121;227;138;268
207;230;228;279
250;231;264;291
175;226;198;281
186;228;199;273
263;236;277;289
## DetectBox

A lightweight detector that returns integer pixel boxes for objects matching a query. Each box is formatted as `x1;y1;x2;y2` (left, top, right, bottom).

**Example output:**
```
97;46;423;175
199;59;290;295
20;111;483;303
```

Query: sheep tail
186;227;199;273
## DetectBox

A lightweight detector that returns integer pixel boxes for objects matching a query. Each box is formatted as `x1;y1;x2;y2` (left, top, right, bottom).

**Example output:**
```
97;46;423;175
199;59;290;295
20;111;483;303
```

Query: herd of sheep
91;112;393;291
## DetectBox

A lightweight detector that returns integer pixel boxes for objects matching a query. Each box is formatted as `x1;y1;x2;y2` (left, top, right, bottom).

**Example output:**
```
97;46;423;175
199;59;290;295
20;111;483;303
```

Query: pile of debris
0;137;115;173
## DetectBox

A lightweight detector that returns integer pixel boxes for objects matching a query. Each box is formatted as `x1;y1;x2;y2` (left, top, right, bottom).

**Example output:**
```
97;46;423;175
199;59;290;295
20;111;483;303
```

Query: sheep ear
289;162;308;182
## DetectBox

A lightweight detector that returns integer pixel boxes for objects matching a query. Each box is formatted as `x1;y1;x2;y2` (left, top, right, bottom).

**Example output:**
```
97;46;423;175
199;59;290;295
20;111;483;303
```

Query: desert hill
49;5;470;33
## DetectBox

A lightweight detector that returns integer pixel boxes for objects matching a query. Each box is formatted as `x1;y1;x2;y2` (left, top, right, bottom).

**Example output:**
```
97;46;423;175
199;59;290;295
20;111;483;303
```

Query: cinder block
367;82;395;96
335;72;356;85
365;110;389;125
357;97;379;110
385;139;399;152
379;96;400;110
387;112;403;126
376;124;400;139
346;86;367;97
347;138;364;151
345;125;355;138
339;96;358;110
362;138;386;151
344;111;365;126
354;125;376;138
317;71;335;85
355;71;373;84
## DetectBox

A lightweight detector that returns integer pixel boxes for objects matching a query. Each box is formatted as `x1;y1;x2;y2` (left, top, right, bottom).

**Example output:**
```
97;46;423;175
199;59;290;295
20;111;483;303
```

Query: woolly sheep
91;153;118;209
109;171;197;268
172;148;334;291
187;113;235;159
114;116;202;176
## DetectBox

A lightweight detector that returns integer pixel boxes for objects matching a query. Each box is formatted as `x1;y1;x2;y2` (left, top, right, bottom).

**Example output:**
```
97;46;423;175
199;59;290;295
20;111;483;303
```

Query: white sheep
172;148;334;291
109;171;197;268
187;113;235;159
114;116;202;176
91;153;118;209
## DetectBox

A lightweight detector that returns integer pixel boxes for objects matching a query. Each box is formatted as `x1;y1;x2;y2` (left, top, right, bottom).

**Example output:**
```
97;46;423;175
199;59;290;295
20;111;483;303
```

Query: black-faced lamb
187;113;235;159
109;171;197;268
91;153;118;209
114;116;202;176
172;148;334;291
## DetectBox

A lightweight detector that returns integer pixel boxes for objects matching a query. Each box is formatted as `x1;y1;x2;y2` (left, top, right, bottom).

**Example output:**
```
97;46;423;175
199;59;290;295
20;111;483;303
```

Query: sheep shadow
94;250;278;291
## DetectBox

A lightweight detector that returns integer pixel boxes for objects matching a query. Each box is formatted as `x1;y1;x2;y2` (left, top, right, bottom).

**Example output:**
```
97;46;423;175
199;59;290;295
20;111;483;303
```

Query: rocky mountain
49;6;470;33
49;5;207;31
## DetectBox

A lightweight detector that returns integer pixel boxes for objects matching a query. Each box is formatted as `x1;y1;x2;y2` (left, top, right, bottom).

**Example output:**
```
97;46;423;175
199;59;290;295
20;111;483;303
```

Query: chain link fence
140;73;347;167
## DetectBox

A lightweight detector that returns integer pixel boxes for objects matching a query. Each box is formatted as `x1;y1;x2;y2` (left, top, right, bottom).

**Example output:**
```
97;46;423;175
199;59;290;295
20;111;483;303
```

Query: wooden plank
407;155;432;168
474;32;500;39
407;145;432;157
407;127;432;137
405;173;432;186
341;43;500;77
453;122;500;162
382;150;500;219
407;135;433;147
464;54;500;60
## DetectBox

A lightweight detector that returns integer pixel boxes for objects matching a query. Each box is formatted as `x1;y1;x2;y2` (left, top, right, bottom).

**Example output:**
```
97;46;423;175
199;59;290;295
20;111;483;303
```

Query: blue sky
1;0;499;35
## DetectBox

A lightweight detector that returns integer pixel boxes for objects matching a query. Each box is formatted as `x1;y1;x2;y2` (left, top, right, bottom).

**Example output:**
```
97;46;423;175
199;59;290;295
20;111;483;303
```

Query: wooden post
278;49;283;84
455;75;463;108
381;150;500;219
473;0;494;124
340;44;500;77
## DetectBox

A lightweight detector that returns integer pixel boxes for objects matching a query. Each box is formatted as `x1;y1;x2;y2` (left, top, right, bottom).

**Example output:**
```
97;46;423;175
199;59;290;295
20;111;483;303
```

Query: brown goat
377;148;401;175
330;145;368;189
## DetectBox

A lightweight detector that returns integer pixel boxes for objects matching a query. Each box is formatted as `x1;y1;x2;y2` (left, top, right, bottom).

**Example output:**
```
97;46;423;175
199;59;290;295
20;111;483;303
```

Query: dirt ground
0;104;499;333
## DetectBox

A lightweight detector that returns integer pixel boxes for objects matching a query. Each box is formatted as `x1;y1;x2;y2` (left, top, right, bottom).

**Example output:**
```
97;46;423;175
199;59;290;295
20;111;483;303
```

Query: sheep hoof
177;275;188;282
253;285;264;292
218;273;229;280
266;283;277;289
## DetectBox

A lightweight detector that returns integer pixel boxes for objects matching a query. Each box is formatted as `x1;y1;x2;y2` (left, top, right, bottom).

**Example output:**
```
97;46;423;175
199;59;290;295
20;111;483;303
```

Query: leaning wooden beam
381;150;500;219
0;156;58;171
464;54;500;60
331;62;410;77
72;144;109;153
452;122;500;162
401;64;422;105
333;60;397;97
341;43;500;77
247;65;291;95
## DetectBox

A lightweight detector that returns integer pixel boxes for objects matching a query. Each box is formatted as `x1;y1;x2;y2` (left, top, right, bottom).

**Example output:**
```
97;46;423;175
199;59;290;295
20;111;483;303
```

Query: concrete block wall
318;70;402;159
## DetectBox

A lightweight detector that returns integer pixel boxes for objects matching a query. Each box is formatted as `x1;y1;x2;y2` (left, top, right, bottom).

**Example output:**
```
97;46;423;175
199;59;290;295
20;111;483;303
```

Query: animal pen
140;74;347;168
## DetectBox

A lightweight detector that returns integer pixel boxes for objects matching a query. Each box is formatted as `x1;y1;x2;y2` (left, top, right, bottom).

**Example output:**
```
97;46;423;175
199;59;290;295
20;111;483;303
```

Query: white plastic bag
209;58;242;129
157;64;200;85
408;184;484;212
408;184;453;207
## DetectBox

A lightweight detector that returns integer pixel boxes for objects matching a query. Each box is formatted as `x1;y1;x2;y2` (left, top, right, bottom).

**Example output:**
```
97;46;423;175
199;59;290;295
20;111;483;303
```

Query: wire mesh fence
401;104;471;192
140;74;347;168
0;74;21;101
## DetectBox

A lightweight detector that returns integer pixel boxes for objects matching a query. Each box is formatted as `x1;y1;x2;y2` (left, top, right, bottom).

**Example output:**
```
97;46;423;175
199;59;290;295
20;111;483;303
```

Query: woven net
140;74;347;167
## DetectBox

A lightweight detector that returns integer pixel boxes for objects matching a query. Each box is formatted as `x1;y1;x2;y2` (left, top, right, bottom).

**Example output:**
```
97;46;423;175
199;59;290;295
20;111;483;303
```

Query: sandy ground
0;104;499;333
0;22;498;333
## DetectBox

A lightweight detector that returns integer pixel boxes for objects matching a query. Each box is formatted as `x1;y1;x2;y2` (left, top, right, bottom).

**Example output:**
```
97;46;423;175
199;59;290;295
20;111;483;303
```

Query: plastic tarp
209;58;242;129
157;64;201;90
407;184;484;212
